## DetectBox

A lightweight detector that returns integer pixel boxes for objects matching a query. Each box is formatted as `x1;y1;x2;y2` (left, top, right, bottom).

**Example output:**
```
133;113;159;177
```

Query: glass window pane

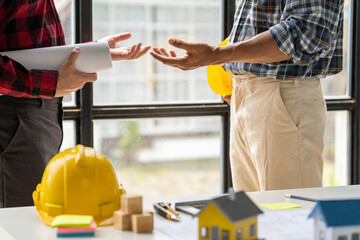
54;0;76;106
320;0;350;97
323;111;350;186
236;228;242;240
94;116;222;198
92;0;221;105
201;226;208;238
250;225;255;237
60;120;76;152
222;230;230;240
54;0;73;45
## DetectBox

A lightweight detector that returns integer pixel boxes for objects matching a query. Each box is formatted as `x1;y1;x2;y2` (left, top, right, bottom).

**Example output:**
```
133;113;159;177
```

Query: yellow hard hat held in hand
33;145;126;226
207;37;233;96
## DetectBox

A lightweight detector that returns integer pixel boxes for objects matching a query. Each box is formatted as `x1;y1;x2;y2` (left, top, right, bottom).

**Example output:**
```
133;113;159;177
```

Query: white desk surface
1;185;359;240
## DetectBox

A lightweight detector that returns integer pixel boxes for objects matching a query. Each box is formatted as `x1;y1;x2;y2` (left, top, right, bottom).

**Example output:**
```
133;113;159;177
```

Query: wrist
209;45;233;65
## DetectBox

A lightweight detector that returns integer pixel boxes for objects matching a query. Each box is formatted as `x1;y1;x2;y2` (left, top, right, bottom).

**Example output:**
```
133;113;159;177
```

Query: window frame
64;0;360;191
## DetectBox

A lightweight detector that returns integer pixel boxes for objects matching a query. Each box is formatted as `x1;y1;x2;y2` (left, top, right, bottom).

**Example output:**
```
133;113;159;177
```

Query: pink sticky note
57;221;96;234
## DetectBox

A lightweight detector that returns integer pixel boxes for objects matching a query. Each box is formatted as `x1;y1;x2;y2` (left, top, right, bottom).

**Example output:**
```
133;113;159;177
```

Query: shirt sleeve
269;0;343;64
0;55;58;98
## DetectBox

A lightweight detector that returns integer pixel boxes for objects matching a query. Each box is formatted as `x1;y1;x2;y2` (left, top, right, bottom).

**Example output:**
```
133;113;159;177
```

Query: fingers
110;42;151;60
135;46;151;58
130;43;142;58
222;95;232;105
160;48;170;57
149;51;186;66
168;38;193;51
66;47;81;67
77;72;97;82
113;32;132;42
152;48;163;55
152;48;173;58
127;43;151;59
152;48;167;56
170;50;177;57
56;66;98;97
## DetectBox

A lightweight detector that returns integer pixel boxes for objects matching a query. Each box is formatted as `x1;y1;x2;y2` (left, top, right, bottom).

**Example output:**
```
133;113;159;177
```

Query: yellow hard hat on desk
207;38;233;95
33;145;126;226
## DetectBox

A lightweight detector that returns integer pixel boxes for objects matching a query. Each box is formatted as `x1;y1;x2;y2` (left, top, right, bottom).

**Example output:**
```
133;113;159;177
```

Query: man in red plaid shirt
0;0;150;207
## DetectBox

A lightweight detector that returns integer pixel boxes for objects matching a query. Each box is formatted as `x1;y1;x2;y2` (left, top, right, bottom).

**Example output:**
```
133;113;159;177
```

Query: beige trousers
230;74;327;192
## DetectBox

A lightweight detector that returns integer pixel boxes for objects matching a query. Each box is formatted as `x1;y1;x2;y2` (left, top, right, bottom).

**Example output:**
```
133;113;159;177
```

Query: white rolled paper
0;41;112;73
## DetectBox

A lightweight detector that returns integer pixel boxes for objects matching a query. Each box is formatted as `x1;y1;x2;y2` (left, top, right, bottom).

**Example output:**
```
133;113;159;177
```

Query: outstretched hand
150;38;217;70
98;33;151;61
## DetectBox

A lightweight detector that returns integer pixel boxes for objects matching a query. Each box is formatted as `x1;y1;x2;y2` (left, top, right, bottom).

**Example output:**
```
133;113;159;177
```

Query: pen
163;202;180;216
153;203;181;221
285;194;318;202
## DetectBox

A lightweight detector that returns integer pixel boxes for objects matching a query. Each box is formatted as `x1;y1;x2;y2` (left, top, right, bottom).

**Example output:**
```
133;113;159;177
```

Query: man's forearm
212;30;292;65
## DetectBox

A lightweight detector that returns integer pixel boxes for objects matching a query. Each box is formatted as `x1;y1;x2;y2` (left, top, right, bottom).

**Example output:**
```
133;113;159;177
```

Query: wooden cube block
113;211;131;231
121;194;143;214
143;210;154;217
131;213;153;233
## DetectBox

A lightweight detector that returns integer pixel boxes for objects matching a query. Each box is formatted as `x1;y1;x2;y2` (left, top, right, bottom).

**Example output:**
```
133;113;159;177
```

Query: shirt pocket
252;0;277;28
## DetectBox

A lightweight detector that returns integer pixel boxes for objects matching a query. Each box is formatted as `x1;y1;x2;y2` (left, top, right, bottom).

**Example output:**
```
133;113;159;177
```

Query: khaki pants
230;74;326;192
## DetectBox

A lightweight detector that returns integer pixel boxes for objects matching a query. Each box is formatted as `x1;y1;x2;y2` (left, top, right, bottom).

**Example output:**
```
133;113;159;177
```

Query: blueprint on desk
155;208;313;240
258;209;313;240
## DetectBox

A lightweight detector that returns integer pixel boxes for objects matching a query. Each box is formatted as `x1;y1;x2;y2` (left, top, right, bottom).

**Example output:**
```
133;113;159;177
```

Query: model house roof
308;199;360;227
197;191;263;223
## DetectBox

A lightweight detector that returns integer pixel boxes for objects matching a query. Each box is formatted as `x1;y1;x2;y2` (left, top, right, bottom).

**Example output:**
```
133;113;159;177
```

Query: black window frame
64;0;360;192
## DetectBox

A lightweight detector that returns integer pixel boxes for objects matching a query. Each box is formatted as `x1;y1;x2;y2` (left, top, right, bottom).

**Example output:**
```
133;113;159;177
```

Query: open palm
98;33;150;61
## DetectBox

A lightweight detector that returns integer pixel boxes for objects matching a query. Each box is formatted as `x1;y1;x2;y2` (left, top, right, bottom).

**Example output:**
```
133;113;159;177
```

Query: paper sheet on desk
154;214;198;240
258;209;313;240
0;42;112;73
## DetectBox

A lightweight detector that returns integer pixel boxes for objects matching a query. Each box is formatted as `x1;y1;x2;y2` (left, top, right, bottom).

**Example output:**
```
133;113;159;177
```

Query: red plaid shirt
0;0;65;98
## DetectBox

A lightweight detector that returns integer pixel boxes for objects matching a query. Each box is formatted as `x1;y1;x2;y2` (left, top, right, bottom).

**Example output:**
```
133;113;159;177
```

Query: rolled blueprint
0;42;112;73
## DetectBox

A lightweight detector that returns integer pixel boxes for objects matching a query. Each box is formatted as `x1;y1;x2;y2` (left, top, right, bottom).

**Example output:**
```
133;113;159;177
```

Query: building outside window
93;0;223;198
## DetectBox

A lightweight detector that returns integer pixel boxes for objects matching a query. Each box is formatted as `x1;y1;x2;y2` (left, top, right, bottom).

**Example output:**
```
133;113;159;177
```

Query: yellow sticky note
51;215;94;228
260;202;300;210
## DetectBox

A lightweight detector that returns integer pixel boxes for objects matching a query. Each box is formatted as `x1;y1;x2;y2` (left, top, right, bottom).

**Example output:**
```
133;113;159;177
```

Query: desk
1;185;359;240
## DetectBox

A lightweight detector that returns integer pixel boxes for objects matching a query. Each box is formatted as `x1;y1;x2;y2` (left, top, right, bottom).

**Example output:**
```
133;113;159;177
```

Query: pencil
285;194;319;202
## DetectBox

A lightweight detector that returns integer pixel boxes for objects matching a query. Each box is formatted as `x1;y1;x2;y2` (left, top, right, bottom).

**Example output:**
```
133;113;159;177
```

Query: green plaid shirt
223;0;344;80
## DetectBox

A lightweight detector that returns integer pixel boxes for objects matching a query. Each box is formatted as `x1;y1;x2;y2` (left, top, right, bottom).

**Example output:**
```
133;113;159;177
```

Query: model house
197;191;263;240
308;200;360;240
